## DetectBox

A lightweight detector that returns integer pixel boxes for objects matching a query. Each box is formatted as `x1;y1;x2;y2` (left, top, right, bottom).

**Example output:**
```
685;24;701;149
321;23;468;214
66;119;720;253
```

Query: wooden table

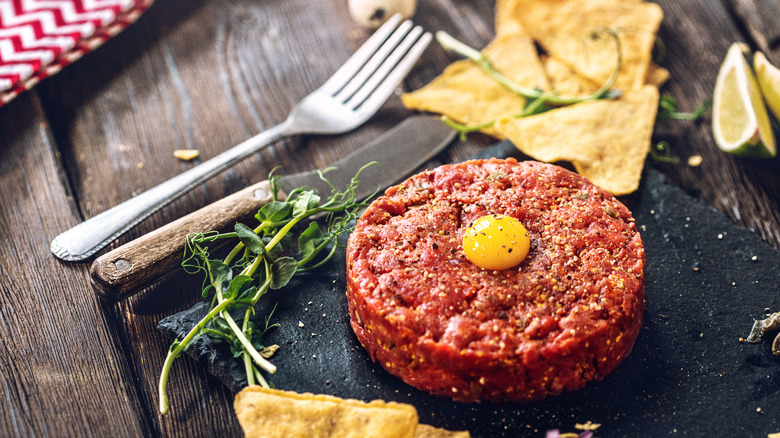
1;0;778;436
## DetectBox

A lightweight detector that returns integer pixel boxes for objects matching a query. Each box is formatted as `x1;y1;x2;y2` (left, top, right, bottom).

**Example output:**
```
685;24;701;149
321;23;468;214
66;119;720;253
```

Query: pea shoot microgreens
158;165;374;415
434;29;623;140
657;94;710;121
648;140;680;164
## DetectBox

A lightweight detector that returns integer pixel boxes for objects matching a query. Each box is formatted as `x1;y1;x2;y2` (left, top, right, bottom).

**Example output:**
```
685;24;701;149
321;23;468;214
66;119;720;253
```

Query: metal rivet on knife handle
253;187;270;199
114;259;133;271
90;180;277;301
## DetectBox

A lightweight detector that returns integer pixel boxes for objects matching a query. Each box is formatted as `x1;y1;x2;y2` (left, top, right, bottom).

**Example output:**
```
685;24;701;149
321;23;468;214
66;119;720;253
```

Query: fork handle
50;119;293;262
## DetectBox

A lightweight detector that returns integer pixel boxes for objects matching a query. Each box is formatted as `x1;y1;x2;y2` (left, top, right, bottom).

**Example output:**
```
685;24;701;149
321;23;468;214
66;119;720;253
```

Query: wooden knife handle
90;180;276;301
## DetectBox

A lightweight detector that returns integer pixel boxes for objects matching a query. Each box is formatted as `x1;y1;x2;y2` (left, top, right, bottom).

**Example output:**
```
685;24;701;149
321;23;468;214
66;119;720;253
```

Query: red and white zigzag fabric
0;0;153;107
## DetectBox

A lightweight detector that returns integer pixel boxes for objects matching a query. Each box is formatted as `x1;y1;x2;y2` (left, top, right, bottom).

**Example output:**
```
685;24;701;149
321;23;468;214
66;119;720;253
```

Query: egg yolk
462;214;530;270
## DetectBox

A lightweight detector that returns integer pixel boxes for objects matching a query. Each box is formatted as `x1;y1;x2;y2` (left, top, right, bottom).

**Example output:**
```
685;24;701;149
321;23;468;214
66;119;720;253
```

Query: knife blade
89;115;456;301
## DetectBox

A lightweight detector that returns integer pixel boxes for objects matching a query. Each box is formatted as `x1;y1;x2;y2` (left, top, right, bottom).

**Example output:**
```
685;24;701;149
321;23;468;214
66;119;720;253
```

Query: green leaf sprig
648;140;680;164
657;94;710;121
158;165;374;415
435;28;623;140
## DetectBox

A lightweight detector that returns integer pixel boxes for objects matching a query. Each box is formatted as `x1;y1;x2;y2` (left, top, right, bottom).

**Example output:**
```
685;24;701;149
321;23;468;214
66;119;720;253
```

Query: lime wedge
712;43;776;158
754;51;780;122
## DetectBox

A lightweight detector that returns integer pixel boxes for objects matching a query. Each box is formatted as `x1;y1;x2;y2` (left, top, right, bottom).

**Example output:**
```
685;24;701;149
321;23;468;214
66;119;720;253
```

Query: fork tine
332;20;414;101
318;14;404;95
347;28;432;114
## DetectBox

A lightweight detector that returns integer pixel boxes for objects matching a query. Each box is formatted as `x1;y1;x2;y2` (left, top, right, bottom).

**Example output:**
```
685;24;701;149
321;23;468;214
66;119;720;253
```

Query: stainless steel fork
50;14;431;261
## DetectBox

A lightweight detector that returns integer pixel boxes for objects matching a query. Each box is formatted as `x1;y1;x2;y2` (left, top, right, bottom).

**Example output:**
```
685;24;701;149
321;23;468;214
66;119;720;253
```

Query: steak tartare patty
346;158;644;403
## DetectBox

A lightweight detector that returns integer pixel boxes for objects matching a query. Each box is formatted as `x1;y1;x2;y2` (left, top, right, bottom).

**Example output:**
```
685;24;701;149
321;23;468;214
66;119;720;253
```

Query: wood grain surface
1;0;779;436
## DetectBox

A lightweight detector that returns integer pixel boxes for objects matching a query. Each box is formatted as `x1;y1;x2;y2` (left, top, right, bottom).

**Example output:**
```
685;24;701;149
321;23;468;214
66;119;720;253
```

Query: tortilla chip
542;55;603;98
234;386;419;438
402;32;549;138
414;424;471;438
646;63;670;88
495;0;525;35
507;0;663;91
498;0;644;36
494;85;659;195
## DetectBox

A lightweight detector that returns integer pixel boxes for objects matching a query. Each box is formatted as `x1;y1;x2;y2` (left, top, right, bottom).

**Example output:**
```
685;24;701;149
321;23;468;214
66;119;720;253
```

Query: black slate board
159;142;780;437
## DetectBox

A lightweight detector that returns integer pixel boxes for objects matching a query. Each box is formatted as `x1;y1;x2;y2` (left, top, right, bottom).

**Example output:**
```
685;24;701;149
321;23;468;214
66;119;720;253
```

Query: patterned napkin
0;0;153;107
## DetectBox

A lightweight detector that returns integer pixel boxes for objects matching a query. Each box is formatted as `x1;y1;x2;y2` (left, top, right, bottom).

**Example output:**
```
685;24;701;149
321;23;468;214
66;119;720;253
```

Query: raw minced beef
346;158;645;403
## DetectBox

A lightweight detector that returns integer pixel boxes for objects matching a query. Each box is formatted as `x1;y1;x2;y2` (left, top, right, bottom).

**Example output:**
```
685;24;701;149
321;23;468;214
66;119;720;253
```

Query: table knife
89;115;456;301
